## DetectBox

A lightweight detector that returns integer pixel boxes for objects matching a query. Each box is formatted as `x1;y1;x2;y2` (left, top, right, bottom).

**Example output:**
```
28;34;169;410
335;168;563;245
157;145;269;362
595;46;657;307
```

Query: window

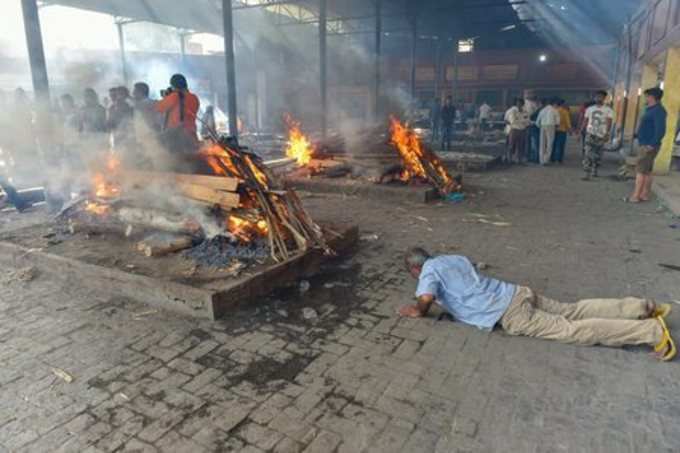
458;39;474;53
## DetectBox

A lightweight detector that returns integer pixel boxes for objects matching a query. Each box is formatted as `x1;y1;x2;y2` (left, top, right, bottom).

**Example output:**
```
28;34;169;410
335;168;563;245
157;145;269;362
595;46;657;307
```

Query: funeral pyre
58;140;332;267
387;117;461;195
280;115;462;197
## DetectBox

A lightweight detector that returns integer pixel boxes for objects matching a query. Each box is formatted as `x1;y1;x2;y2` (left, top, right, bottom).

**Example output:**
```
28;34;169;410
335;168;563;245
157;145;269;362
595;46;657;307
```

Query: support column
116;22;129;86
619;26;634;143
655;48;680;174
374;0;382;120
179;31;187;67
410;16;417;101
452;48;459;102
433;38;441;101
626;64;658;139
20;0;50;102
222;0;239;139
319;0;328;138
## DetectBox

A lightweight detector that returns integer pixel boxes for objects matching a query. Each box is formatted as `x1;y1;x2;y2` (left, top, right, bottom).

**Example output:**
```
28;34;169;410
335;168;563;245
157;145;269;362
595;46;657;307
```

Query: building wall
383;47;612;109
614;0;680;173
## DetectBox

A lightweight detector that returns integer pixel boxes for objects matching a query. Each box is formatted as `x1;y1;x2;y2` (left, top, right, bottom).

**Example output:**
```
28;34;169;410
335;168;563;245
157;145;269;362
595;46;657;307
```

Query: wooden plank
121;171;240;192
175;182;240;208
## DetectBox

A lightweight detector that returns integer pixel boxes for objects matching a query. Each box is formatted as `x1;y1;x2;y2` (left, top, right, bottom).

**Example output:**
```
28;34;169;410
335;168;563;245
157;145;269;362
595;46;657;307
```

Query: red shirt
156;90;200;135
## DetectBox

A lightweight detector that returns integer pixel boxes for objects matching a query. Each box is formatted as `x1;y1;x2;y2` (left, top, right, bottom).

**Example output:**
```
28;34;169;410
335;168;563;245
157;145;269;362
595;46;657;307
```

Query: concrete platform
653;175;680;216
285;176;440;203
0;225;358;320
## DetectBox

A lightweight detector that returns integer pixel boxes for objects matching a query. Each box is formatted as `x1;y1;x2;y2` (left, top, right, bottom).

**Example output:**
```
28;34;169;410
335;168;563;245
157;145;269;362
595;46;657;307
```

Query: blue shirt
415;255;517;330
637;103;667;147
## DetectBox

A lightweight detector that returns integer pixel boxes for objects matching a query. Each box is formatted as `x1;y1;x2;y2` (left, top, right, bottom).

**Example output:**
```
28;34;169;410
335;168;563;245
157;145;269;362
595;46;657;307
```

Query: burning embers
389;117;461;195
284;115;315;167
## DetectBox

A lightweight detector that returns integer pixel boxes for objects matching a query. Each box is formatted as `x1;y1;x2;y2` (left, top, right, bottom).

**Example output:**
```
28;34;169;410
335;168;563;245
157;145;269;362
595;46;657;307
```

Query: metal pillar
319;0;328;138
433;39;441;101
20;0;50;102
452;48;459;101
619;20;634;144
410;16;417;101
222;0;239;139
116;22;129;85
374;0;382;120
179;31;187;66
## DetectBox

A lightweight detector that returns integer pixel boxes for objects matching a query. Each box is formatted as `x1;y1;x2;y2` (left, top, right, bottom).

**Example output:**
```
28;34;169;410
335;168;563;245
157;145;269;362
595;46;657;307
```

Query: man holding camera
156;74;200;154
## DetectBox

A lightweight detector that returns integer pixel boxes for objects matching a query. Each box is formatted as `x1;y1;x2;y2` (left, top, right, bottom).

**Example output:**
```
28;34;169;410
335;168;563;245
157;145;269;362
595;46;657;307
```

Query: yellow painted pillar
655;48;680;174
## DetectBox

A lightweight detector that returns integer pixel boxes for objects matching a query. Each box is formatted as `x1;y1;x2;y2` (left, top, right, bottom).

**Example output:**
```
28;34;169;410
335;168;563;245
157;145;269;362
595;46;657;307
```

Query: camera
160;87;174;98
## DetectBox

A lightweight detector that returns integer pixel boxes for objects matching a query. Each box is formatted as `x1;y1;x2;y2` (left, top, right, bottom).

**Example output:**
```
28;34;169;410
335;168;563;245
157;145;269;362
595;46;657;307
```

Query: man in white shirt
479;102;492;131
536;98;561;165
581;90;615;180
524;94;538;118
504;98;529;163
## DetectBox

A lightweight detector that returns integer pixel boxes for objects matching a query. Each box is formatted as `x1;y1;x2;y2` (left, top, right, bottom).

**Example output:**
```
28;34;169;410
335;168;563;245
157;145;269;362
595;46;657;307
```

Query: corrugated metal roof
42;0;226;33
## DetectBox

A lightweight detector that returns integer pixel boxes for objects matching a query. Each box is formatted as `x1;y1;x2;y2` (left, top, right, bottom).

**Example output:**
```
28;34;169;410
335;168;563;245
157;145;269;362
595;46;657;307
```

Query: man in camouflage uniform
581;90;615;180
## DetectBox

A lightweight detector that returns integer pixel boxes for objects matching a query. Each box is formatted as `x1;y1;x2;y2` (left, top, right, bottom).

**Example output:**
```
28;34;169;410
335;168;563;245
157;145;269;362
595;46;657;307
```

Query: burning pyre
389;116;460;195
64;138;330;264
284;115;315;167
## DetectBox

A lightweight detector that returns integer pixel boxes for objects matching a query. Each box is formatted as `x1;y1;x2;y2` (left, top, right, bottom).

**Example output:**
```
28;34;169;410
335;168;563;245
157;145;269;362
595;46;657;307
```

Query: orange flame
85;201;110;216
389;116;454;190
91;154;122;199
284;115;314;167
228;215;269;242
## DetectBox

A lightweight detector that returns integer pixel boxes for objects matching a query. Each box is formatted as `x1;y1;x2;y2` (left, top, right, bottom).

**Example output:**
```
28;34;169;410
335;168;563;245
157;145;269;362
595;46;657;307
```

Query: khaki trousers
539;126;556;164
500;287;662;347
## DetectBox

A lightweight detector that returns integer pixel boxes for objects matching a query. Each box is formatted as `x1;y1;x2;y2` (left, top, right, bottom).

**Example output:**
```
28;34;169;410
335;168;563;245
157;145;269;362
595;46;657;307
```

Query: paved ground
2;148;680;452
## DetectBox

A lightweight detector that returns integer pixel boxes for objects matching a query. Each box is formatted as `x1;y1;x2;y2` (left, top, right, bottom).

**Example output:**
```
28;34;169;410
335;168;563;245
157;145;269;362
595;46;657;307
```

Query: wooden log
68;219;129;236
120;170;240;192
174;183;240;209
116;207;202;235
136;233;194;257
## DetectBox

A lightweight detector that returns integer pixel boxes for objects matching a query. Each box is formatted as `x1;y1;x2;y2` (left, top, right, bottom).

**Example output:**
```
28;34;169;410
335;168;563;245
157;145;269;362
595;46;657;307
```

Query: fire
388;116;456;194
228;215;268;242
92;153;122;199
85;201;110;216
389;117;428;182
92;173;121;199
284;116;314;167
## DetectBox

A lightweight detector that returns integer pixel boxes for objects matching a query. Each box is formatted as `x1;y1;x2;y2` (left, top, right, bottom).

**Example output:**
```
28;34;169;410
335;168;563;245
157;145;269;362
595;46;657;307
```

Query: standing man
581;90;614;180
440;96;456;151
627;87;667;203
479;101;492;131
430;98;441;143
132;83;160;145
107;86;134;153
526;97;542;163
504;98;529;164
536;97;560;165
551;99;572;164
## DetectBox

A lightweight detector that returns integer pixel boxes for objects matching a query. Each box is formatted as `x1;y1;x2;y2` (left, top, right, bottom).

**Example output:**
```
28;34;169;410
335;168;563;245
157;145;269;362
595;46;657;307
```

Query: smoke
511;1;637;84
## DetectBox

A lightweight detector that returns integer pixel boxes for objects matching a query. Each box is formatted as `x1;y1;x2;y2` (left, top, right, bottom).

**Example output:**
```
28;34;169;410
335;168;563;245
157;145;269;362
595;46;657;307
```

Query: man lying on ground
398;248;676;361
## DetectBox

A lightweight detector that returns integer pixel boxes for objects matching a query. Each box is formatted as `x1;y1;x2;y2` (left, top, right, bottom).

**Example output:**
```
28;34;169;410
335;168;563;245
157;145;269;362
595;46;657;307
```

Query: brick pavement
1;155;680;452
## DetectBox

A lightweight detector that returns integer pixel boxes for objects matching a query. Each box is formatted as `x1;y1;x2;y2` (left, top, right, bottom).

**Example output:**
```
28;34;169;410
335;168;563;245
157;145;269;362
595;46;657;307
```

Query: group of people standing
504;95;575;166
0;73;202;211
